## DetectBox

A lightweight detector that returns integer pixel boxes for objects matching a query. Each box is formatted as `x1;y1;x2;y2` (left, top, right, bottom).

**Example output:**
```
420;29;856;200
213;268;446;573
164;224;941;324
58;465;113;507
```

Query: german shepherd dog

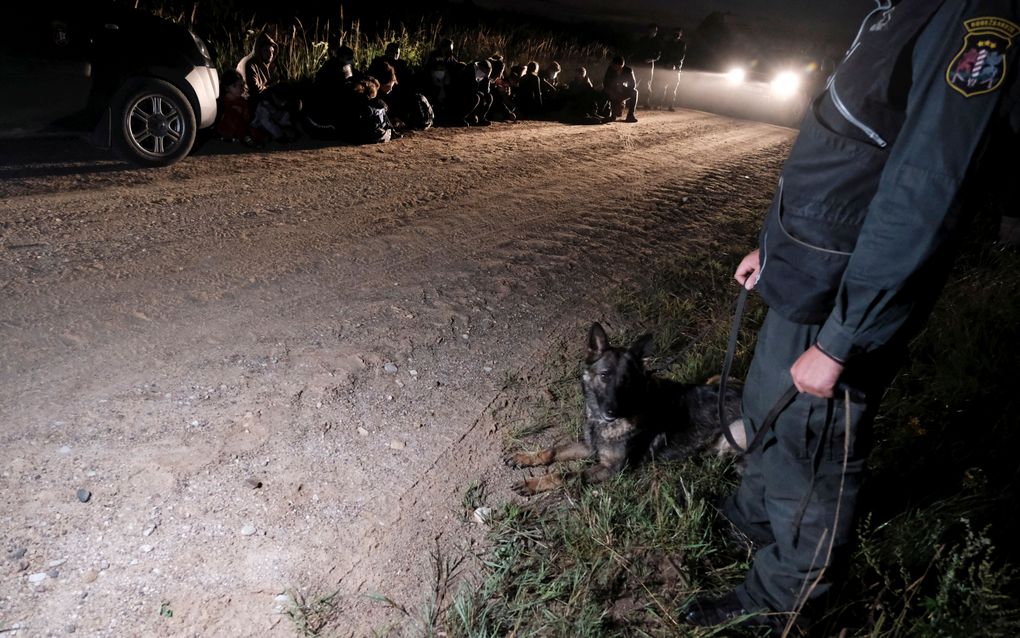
507;322;745;495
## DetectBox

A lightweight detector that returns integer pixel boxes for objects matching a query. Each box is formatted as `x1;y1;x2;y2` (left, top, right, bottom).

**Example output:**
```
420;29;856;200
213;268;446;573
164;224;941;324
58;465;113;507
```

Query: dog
507;322;745;495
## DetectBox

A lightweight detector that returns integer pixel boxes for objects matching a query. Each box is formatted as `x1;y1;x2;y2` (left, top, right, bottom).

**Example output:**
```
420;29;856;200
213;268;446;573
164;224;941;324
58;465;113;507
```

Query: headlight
770;71;801;98
725;67;746;85
190;30;212;64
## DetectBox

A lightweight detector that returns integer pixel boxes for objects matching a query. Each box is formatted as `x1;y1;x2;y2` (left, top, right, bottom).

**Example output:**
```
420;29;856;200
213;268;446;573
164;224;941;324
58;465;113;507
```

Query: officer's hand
790;345;844;398
734;249;761;290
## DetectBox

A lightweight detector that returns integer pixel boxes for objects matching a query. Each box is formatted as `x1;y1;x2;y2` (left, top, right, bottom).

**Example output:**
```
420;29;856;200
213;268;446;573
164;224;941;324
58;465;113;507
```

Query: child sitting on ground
215;70;268;148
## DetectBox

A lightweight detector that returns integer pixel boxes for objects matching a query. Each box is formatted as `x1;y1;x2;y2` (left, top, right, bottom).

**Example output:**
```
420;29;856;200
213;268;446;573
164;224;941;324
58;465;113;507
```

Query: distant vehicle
0;1;218;167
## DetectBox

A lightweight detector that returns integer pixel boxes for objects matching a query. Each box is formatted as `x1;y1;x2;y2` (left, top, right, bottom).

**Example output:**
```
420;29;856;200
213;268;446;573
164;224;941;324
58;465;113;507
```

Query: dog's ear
587;322;610;361
629;333;654;361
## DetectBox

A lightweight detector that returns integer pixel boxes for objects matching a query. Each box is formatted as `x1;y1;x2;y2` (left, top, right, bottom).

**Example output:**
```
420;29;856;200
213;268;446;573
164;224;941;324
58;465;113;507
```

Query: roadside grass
145;5;612;84
285;588;345;638
438;211;1020;637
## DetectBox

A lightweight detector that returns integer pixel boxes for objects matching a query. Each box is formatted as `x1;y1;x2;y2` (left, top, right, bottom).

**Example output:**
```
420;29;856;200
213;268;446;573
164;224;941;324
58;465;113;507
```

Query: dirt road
0;111;794;636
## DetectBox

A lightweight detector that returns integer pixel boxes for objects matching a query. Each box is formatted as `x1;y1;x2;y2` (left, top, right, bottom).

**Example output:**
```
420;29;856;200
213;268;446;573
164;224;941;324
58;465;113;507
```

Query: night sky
476;0;870;42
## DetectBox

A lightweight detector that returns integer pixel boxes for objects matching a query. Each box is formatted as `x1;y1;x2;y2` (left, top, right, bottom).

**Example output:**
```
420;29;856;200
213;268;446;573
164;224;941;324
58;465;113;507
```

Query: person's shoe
685;591;749;626
476;118;492;127
668;106;676;112
624;114;638;123
685;591;785;633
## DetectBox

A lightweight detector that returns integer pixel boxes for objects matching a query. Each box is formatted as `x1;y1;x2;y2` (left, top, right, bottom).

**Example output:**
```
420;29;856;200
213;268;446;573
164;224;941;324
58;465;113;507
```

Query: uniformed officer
685;0;1020;633
631;23;660;109
657;28;686;111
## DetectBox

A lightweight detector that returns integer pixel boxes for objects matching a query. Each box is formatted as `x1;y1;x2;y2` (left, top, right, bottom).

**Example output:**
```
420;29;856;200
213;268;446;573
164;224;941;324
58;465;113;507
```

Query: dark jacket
632;35;661;66
661;38;687;71
603;65;637;95
756;0;1020;362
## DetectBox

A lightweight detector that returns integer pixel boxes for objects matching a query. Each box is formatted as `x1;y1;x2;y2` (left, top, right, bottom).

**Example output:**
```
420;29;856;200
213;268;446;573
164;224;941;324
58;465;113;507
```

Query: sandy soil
0;111;794;637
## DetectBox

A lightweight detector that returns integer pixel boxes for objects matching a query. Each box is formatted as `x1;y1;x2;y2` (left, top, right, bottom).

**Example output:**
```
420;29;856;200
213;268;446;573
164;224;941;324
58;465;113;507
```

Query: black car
0;2;218;166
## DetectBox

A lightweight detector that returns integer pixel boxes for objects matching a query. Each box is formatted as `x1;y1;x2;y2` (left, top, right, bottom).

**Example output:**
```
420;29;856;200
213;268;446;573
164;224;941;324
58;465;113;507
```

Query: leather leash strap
718;286;798;456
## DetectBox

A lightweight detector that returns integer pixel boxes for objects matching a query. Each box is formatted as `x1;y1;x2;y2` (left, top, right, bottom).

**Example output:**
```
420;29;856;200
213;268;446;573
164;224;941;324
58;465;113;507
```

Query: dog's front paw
512;478;538;497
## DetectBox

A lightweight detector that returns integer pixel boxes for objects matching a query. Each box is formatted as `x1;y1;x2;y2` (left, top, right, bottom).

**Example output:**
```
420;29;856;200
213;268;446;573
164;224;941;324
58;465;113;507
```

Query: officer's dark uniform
715;0;1020;623
657;34;686;110
631;31;660;109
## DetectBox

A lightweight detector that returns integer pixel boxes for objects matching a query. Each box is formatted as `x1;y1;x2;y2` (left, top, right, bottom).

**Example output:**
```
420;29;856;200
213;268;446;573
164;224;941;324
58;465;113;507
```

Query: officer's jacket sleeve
815;3;1017;363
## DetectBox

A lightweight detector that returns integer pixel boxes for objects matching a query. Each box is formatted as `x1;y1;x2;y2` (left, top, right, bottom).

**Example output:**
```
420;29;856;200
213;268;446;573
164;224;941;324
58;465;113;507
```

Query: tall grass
138;3;613;81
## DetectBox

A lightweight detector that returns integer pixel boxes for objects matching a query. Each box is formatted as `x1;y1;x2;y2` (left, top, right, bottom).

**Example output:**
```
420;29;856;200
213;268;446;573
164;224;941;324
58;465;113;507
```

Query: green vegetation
141;5;612;82
439;212;1020;635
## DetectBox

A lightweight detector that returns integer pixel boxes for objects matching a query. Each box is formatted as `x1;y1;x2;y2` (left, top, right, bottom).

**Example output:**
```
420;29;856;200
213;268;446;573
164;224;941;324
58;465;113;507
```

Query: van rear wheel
112;78;197;167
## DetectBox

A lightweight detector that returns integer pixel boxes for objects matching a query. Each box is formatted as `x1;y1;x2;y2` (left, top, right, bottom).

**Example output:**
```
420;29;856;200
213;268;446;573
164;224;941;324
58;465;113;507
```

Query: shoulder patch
946;17;1019;97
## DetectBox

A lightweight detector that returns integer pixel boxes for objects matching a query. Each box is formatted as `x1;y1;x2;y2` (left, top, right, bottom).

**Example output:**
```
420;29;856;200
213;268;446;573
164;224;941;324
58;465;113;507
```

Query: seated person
214;70;269;147
302;43;358;139
236;31;300;141
603;55;639;123
558;66;611;124
488;55;517;122
515;61;544;118
370;47;433;130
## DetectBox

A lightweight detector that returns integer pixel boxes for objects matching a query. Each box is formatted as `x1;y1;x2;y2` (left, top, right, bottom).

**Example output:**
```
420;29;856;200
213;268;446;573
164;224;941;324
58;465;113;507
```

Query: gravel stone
76;488;92;503
241;524;257;536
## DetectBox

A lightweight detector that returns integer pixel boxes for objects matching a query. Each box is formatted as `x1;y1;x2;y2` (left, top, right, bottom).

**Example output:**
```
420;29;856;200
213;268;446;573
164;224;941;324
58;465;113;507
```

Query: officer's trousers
657;69;681;108
721;310;880;616
633;64;655;107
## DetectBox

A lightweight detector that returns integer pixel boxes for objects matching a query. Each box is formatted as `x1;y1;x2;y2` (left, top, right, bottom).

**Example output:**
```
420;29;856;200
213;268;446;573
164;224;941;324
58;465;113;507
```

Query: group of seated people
215;33;646;147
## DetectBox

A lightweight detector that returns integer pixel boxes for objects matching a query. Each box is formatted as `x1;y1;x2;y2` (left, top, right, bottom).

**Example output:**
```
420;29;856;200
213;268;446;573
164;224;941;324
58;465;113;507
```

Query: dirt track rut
0;111;793;636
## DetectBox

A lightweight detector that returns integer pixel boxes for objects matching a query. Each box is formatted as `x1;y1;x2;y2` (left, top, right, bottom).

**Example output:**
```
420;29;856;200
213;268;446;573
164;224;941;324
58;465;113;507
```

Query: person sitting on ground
507;64;527;91
367;59;399;104
540;60;565;112
421;57;454;125
341;76;395;144
436;60;490;127
372;42;434;130
515;61;544;118
214;70;269;148
236;31;300;141
466;59;495;126
488;55;517;122
558;66;611;125
569;66;594;91
428;38;459;65
303;43;358;140
603;55;639;123
541;61;562;90
317;40;359;88
374;42;413;89
237;31;279;105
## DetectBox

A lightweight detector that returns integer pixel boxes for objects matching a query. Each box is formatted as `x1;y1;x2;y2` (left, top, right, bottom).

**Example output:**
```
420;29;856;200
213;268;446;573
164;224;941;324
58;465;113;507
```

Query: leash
718;286;798;456
718;284;860;548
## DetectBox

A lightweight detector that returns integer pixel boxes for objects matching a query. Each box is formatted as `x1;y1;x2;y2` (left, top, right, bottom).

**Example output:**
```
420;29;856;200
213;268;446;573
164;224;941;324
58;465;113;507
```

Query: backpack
406;93;435;130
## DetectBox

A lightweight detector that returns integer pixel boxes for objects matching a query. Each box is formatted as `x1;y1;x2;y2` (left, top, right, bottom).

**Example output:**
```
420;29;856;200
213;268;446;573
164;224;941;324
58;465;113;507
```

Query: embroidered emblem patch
946;17;1019;97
